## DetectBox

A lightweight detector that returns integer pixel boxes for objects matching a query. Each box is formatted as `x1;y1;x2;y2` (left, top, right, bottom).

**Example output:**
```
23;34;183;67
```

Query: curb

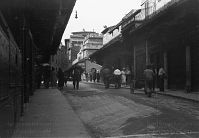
82;81;199;103
156;92;199;103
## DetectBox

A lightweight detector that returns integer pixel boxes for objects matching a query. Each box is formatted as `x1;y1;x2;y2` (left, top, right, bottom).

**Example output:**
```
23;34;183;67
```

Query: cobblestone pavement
62;82;199;138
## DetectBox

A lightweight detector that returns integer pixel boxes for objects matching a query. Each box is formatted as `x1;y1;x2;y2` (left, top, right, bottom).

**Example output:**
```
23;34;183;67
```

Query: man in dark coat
57;68;64;90
72;66;81;90
144;65;155;97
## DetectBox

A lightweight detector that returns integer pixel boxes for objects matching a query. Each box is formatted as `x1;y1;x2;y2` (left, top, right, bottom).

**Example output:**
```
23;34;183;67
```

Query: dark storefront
0;0;76;137
124;0;199;91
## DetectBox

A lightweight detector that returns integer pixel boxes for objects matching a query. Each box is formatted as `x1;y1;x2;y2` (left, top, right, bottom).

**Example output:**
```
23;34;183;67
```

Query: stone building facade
91;0;199;92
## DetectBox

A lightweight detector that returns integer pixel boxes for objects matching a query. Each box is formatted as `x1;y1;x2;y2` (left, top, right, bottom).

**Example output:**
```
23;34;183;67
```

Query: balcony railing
142;0;182;20
83;44;103;50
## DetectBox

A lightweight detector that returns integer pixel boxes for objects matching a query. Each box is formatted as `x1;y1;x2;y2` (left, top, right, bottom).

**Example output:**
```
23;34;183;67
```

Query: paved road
62;81;199;138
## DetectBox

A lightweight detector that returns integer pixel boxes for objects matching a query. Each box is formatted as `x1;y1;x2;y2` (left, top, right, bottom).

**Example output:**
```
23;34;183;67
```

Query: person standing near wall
96;70;100;82
93;70;97;83
158;67;166;92
125;66;131;86
89;72;92;82
121;68;126;86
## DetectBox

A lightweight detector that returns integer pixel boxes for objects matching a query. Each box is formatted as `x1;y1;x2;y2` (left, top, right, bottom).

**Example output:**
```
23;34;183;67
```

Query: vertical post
20;17;25;116
29;40;33;96
186;45;191;92
133;46;136;79
163;51;168;89
22;17;29;104
145;39;149;65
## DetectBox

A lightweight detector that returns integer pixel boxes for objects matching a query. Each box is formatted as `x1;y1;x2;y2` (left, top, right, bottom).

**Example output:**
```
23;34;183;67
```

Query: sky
61;0;141;43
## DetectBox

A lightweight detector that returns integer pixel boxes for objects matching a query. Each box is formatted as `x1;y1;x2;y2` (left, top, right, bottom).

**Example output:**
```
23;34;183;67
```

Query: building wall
134;40;146;81
101;41;131;69
0;17;23;137
82;34;103;59
69;31;98;64
71;46;81;64
50;45;69;72
83;49;97;59
85;60;102;73
141;0;175;19
103;26;121;45
167;45;186;89
191;44;199;90
156;0;172;10
69;34;84;64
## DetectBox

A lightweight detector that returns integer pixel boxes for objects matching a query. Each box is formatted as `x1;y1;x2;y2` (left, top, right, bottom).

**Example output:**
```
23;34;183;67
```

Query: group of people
107;64;166;94
112;66;132;86
144;65;166;96
36;66;81;90
121;67;131;86
36;64;166;94
84;70;100;83
54;66;82;90
50;67;67;90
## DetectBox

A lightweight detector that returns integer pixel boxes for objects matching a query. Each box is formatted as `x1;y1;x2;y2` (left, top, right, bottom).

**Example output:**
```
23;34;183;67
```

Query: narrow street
62;81;199;138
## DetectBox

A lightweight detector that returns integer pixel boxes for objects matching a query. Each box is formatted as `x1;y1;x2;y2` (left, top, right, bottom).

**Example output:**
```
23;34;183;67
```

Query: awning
1;0;76;62
89;34;122;61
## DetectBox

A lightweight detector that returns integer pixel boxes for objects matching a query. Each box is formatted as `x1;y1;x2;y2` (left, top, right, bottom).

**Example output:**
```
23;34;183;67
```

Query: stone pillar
186;45;191;92
145;40;149;65
163;51;168;89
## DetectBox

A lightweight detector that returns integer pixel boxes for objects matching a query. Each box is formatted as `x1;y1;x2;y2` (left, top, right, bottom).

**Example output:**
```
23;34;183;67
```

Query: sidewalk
12;88;91;138
157;90;199;103
83;81;199;103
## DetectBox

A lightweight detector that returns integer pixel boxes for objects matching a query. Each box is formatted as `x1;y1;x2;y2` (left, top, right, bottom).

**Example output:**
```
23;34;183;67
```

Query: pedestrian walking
57;68;64;90
89;73;92;82
158;67;166;92
81;72;86;81
93;70;97;82
64;73;68;87
50;67;57;87
72;66;82;90
96;70;100;82
85;72;89;82
113;68;122;88
125;66;131;86
100;65;113;89
121;68;126;85
144;65;155;97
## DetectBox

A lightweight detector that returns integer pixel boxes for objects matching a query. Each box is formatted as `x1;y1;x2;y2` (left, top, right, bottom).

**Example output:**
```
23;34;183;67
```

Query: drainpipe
185;45;191;93
133;46;136;80
145;39;149;65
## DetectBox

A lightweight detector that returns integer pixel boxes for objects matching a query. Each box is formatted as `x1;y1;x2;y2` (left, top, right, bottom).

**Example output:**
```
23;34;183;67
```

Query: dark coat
72;68;81;81
57;69;64;87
